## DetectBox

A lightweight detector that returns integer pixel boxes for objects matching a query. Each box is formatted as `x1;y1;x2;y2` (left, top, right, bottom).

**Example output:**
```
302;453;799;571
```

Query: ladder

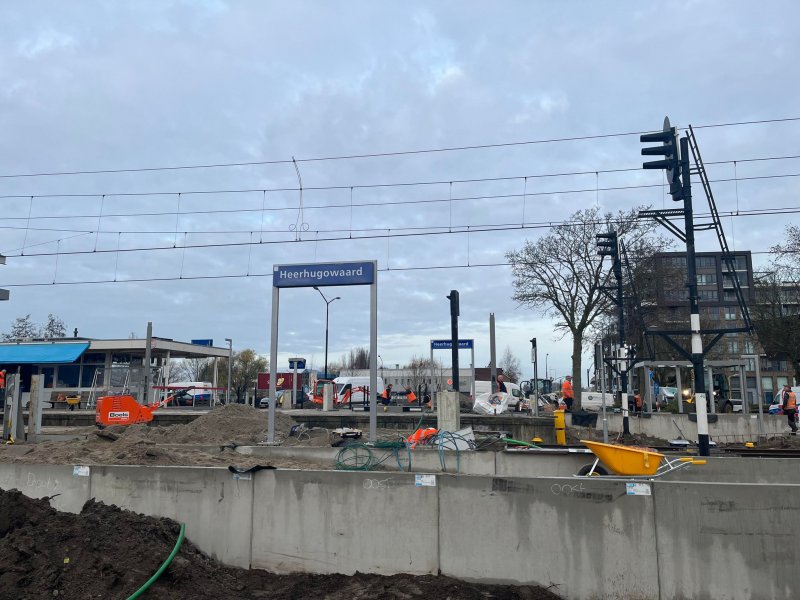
85;368;101;409
686;126;753;333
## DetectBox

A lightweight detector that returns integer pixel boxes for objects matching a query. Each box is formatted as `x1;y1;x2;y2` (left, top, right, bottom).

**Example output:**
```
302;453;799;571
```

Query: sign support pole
268;285;279;444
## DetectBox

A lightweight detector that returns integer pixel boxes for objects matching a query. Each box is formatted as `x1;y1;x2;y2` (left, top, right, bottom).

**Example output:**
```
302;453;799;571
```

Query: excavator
95;386;196;427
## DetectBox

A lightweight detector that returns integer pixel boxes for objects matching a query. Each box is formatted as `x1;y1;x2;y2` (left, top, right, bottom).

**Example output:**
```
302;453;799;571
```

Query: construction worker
380;384;393;405
496;374;507;394
781;384;797;434
0;369;5;406
561;375;574;412
405;386;417;404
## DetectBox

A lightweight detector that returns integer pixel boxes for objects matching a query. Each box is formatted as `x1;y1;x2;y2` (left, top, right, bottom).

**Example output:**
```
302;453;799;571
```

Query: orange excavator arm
151;386;195;410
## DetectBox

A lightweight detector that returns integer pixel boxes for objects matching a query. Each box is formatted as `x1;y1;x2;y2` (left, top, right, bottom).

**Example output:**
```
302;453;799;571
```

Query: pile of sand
117;403;295;446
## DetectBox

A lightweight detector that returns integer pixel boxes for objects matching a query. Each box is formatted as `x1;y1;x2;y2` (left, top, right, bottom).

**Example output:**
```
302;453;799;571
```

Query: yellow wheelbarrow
578;440;706;478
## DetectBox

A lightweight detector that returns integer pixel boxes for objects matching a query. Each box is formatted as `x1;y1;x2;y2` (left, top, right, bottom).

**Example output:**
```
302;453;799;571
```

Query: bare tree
2;315;39;341
3;313;68;341
173;358;213;383
752;271;800;384
405;355;439;392
507;206;667;410
346;347;370;369
42;314;66;338
772;224;800;276
499;346;521;383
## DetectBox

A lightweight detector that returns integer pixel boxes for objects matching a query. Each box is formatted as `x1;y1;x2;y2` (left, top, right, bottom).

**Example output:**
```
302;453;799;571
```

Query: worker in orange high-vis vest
405;386;417;405
781;383;798;434
561;375;574;412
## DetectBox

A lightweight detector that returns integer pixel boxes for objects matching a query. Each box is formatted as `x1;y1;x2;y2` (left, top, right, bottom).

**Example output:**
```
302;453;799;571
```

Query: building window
41;367;55;388
697;273;717;285
777;376;789;388
727;340;739;354
56;365;80;387
663;256;687;268
699;289;719;300
723;307;738;321
81;365;104;388
696;256;716;268
705;307;720;321
744;340;755;354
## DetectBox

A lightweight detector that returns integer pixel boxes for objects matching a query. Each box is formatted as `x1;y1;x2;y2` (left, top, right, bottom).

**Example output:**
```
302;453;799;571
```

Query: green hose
126;523;186;600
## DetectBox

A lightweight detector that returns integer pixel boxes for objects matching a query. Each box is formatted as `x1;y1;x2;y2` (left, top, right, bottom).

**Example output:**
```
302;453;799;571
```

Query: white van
581;391;615;412
473;381;526;412
333;376;385;405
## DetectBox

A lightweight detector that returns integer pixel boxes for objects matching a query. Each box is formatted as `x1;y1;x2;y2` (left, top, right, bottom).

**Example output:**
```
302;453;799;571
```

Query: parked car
259;390;286;409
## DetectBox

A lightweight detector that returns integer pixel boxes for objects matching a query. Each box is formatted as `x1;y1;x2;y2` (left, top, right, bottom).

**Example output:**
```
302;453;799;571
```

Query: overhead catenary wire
0;116;798;180
0;247;791;289
3;203;800;259
1;153;799;202
2;168;799;232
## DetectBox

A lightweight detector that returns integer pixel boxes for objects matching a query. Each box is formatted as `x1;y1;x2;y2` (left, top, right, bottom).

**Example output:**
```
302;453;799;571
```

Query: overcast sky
1;1;798;380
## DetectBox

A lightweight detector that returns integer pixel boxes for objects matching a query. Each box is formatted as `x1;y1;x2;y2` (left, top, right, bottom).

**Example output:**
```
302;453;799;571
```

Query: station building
0;336;229;407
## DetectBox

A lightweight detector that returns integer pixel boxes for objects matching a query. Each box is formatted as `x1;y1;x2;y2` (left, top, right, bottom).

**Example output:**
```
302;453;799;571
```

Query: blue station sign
191;339;214;347
431;339;474;350
273;261;376;288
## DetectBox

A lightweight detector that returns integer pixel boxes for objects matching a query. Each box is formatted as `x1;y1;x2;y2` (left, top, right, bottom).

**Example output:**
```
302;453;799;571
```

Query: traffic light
640;116;681;200
596;232;618;258
447;290;459;317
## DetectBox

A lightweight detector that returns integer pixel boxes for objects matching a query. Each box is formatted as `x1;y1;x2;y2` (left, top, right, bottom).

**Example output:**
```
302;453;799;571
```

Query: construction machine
95;386;195;427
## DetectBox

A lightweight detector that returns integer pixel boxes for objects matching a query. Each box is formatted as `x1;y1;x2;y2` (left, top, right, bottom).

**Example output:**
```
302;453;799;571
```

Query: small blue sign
431;339;474;350
273;261;375;288
289;359;306;370
191;339;213;347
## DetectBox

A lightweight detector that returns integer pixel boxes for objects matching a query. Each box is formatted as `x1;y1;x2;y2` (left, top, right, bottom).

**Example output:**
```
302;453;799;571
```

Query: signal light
596;232;618;258
640;117;681;200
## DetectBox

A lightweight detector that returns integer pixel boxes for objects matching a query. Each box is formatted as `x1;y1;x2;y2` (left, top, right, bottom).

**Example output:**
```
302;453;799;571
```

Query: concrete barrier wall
250;469;439;576
237;447;800;482
578;412;790;442
90;465;254;568
0;463;90;513
654;481;800;600
2;463;799;599
438;475;661;598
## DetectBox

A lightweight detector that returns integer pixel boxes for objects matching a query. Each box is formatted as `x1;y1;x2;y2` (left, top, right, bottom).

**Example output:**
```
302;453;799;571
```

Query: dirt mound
120;404;295;445
0;489;562;599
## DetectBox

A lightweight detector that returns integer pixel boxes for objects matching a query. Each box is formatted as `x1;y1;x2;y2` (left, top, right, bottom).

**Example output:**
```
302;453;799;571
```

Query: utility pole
639;117;709;456
0;254;8;301
678;134;710;456
447;291;460;391
530;338;539;416
143;321;153;405
489;313;497;392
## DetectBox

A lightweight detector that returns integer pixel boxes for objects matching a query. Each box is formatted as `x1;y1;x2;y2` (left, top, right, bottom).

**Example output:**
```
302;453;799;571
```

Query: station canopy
0;342;90;365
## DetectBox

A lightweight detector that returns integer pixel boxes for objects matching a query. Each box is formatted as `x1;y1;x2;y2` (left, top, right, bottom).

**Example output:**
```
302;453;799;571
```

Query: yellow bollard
554;409;566;446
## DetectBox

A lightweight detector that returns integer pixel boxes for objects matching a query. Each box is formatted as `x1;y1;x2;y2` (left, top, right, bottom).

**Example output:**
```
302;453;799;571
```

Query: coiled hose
126;523;186;600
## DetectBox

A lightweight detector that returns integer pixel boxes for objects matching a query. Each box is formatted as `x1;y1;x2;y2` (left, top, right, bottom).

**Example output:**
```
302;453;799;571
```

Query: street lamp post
545;353;549;380
224;338;232;405
314;287;341;379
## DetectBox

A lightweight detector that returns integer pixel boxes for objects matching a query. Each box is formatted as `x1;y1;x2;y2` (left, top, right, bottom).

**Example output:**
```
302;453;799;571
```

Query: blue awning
0;342;90;365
